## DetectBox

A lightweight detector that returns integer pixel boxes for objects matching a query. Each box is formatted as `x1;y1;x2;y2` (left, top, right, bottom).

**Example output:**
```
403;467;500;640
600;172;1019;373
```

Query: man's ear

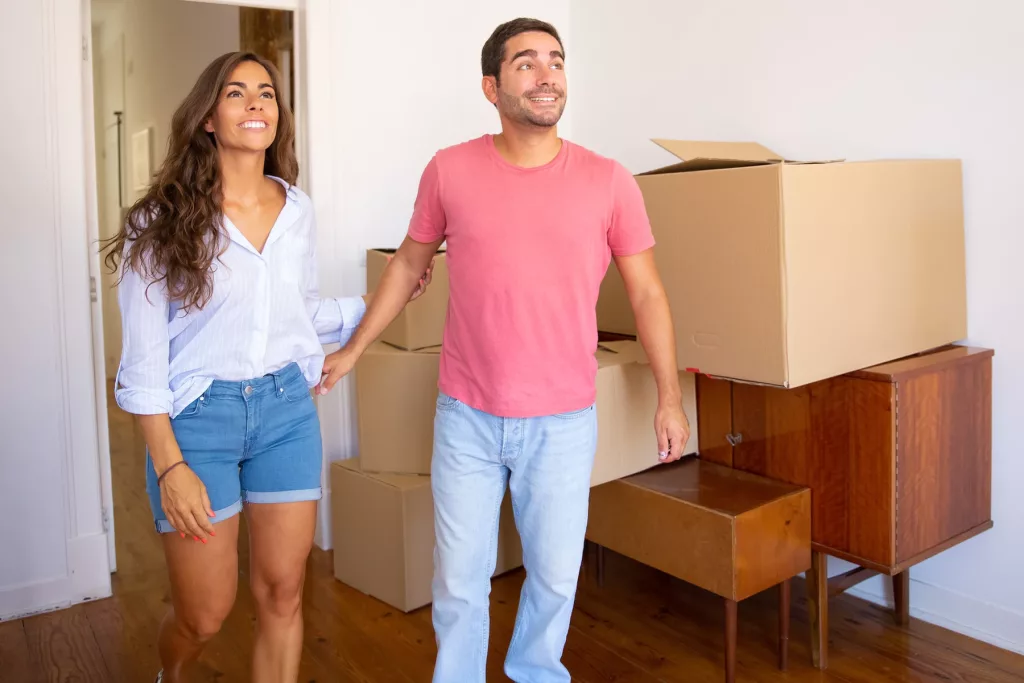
481;75;499;106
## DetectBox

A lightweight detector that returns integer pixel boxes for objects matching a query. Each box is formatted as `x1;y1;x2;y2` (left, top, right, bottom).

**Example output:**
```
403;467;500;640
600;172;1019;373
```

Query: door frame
76;0;349;587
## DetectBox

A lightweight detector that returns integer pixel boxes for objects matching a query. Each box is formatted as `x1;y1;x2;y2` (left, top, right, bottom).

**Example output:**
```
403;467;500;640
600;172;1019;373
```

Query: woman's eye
227;91;242;98
260;91;275;99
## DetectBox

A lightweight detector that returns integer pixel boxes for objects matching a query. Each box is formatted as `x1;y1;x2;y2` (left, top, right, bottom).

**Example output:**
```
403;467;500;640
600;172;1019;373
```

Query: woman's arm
117;261;215;541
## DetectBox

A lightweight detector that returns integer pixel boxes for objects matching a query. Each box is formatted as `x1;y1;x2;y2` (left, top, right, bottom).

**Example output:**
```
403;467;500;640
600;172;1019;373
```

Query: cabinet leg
893;569;910;625
807;551;829;670
724;598;737;683
778;579;791;671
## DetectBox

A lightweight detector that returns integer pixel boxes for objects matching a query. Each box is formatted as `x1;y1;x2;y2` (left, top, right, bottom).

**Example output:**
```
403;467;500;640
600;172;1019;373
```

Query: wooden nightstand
696;345;994;668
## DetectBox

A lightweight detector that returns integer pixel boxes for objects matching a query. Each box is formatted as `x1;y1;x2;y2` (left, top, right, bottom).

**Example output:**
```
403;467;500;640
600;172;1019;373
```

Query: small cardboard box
365;248;448;351
330;458;522;612
632;140;967;388
355;342;440;476
591;341;698;486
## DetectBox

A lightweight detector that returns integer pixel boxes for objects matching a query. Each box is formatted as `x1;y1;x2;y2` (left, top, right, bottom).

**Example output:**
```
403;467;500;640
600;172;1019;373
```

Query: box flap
654;140;783;164
596;340;649;367
364;341;442;356
636;139;782;176
333;458;429;491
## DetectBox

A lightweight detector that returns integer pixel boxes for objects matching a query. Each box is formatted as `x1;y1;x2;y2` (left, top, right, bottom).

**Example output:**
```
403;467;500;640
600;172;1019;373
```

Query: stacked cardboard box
597;140;967;388
333;246;703;611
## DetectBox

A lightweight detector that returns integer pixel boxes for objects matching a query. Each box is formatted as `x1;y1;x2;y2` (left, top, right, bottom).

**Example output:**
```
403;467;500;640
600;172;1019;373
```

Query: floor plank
5;380;1023;682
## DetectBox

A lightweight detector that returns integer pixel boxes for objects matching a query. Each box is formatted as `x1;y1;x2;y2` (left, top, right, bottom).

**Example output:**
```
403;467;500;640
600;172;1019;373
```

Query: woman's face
204;60;279;153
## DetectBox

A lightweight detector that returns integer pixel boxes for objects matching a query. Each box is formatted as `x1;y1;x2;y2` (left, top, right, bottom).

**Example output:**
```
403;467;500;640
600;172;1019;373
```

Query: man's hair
481;18;564;85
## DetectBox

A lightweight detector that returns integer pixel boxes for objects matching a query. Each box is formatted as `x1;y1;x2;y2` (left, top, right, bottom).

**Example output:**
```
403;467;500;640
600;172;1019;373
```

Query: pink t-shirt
407;134;654;418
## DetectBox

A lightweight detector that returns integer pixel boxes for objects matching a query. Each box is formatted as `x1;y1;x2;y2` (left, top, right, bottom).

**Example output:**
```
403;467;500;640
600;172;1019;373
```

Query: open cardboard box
598;140;967;388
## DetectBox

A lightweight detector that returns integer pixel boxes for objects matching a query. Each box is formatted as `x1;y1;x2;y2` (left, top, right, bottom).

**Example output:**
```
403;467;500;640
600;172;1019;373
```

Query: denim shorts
145;362;323;534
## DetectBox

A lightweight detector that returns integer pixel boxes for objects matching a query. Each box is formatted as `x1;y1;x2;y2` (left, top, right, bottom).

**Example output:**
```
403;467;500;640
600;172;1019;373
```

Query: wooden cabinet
696;344;994;667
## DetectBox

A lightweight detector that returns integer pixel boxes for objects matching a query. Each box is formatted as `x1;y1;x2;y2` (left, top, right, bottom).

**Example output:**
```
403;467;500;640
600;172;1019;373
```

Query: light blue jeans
430;391;598;683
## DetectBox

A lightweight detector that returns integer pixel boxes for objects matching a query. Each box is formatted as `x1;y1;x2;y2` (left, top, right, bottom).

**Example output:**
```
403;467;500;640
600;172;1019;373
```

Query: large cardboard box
624;140;967;388
330;458;522;612
354;340;698;481
365;248;448;351
355;343;440;475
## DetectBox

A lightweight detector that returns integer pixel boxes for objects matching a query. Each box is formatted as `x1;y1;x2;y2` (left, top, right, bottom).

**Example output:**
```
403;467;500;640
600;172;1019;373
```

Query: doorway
87;0;303;576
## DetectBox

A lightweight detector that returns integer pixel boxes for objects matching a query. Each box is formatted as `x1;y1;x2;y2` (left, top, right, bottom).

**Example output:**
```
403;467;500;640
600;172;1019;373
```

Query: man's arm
318;236;442;394
615;248;691;461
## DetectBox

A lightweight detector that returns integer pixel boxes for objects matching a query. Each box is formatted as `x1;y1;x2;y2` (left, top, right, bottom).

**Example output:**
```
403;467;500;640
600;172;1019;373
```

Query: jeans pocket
436;392;460;413
173;392;208;421
552;404;595;420
281;374;313;403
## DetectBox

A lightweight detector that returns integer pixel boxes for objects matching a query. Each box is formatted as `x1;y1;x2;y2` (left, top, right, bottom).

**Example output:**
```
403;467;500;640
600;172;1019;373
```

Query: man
318;17;690;683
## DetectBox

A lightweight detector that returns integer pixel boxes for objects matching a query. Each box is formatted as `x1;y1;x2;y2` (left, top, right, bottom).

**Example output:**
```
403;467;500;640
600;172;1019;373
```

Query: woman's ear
203;117;215;134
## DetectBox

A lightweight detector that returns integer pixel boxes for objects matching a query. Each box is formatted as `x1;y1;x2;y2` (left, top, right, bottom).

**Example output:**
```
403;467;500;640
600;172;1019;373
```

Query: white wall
1;0;111;620
308;0;572;547
569;0;1024;654
122;0;240;203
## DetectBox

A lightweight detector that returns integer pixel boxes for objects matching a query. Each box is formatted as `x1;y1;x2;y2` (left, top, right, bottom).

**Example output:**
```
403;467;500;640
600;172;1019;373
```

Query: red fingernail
180;532;186;539
211;511;217;517
210;530;216;536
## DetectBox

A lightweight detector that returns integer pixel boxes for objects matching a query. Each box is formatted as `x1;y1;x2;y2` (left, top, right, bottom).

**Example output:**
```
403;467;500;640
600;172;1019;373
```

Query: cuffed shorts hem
243;487;322;504
154;498;243;534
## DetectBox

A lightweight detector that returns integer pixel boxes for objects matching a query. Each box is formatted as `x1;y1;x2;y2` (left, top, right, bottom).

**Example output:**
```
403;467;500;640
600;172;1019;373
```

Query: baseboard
68;532;112;601
0;533;111;622
845;574;1024;655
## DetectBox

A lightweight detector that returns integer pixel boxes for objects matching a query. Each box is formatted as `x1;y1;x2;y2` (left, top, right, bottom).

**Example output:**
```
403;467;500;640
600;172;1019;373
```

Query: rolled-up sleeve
115;262;174;415
302;210;367;345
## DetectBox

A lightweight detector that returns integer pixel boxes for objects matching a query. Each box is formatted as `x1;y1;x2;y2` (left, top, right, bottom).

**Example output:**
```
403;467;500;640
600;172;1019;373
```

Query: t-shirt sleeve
607;161;656;256
407;155;447;243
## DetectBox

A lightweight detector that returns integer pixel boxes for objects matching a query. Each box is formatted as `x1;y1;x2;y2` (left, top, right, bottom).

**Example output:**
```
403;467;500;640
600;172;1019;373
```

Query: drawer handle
726;432;743;446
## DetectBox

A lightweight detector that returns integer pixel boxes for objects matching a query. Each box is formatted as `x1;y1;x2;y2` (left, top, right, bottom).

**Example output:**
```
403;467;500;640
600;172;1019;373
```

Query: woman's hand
159;463;216;542
406;257;434;302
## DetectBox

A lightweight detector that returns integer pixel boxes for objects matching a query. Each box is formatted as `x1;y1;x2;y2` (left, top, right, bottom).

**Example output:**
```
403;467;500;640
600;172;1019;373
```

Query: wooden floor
2;386;1023;682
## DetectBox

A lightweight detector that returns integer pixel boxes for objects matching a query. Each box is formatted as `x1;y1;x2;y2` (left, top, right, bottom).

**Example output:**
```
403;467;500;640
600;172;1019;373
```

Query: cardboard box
354;339;698;481
355;342;440;475
636;140;967;388
330;458;523;612
365;248;448;351
592;341;698;486
596;261;636;336
587;457;811;601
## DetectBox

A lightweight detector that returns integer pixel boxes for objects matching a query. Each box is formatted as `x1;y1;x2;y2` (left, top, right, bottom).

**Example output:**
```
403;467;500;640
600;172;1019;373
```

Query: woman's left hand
409;258;435;302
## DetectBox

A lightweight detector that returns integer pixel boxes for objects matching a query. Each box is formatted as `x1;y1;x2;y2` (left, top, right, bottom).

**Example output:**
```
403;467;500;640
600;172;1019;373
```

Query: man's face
491;31;567;128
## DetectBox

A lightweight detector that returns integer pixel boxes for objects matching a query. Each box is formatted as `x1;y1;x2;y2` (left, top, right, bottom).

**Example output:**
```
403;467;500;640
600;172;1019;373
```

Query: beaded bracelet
157;460;189;485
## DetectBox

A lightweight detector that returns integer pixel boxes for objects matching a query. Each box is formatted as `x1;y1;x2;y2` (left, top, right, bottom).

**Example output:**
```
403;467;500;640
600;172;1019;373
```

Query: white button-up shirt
115;177;365;418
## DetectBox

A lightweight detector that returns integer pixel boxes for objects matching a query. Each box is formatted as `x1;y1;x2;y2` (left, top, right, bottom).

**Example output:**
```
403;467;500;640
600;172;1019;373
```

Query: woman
104;52;430;683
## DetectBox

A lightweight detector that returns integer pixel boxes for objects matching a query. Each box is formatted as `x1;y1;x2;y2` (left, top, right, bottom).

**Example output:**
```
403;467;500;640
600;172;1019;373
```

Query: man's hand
318;348;358;395
655;401;691;462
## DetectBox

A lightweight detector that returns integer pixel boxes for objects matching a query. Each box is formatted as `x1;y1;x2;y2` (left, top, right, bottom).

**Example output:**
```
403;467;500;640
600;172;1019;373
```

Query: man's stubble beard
497;85;567;128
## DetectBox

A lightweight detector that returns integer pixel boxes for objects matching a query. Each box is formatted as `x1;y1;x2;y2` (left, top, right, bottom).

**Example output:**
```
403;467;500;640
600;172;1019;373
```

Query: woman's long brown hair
102;51;298;311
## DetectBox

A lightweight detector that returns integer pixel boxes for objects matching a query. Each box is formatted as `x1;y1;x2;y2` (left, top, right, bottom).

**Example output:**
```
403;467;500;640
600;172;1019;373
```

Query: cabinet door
895;359;993;565
730;377;897;568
